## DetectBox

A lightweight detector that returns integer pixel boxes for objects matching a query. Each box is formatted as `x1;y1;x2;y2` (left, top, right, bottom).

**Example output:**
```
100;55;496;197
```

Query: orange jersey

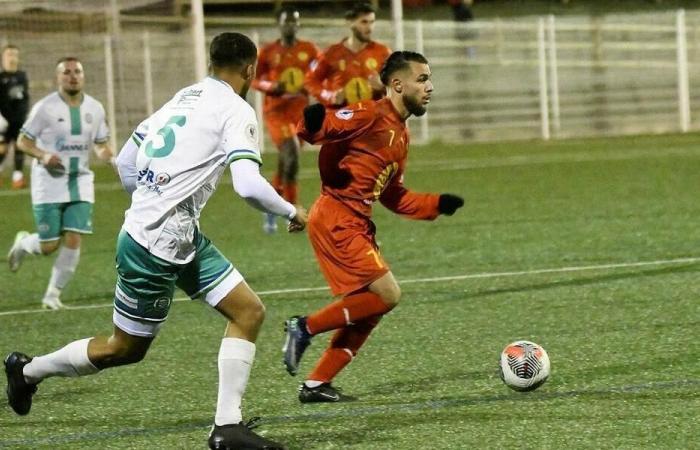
305;39;391;106
298;98;440;220
252;39;320;117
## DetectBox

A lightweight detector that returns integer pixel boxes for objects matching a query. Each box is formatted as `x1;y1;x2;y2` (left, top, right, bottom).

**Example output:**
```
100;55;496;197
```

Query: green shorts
33;201;93;241
113;229;243;337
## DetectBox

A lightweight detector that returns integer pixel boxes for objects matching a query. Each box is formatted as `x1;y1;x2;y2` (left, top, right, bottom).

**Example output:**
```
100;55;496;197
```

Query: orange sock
308;315;382;383
306;291;392;335
272;174;283;195
283;181;298;204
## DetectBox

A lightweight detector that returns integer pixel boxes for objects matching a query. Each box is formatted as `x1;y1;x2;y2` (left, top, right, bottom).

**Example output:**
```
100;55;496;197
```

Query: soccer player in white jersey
7;57;113;310
4;33;306;450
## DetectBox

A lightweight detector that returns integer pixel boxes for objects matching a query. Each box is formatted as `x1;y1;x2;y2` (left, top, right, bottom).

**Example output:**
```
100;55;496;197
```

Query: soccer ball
499;340;550;392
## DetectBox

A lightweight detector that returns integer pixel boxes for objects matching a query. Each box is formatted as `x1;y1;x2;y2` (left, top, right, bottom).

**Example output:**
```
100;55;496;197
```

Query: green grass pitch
1;133;698;449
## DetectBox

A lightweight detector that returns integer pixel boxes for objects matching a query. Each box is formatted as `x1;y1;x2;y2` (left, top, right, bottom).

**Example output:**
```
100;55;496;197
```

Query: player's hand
331;89;346;106
41;152;65;177
287;205;308;233
368;73;384;92
438;194;464;216
271;81;287;96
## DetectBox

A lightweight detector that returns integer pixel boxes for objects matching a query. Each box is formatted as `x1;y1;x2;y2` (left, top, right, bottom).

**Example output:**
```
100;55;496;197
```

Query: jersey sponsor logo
85;113;93;124
155;172;171;185
54;137;89;152
335;109;354;120
369;161;399;203
365;58;378;70
245;123;258;143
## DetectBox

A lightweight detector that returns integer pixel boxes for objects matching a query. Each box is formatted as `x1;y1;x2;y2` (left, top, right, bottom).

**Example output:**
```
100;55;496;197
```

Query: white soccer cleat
7;231;29;272
41;296;65;311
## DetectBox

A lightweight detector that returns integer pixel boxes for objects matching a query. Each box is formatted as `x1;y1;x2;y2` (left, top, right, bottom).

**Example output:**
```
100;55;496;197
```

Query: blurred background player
305;2;390;108
5;32;304;450
283;51;464;402
253;7;319;234
6;57;113;310
0;45;30;189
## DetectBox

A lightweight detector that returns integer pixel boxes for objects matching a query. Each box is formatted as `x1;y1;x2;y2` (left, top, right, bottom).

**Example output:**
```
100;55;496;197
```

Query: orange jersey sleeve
297;102;377;145
252;43;277;94
379;162;441;220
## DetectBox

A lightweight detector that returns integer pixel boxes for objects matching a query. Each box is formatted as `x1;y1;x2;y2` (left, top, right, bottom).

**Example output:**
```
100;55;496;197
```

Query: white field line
1;256;698;317
1;145;699;198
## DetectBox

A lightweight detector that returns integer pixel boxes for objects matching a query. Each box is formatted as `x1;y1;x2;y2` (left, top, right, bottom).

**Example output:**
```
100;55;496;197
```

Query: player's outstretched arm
230;158;305;231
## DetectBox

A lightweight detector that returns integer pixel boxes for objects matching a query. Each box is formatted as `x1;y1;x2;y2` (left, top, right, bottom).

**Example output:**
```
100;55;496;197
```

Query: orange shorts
308;194;389;296
264;100;306;148
265;116;298;148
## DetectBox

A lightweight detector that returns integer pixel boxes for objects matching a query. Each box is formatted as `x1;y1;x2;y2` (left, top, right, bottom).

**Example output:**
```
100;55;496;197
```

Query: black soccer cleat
208;418;286;450
5;352;38;416
282;316;311;376
298;382;354;403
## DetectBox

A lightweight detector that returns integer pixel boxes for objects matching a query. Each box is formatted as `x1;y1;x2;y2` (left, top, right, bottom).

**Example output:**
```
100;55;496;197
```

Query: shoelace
243;416;262;430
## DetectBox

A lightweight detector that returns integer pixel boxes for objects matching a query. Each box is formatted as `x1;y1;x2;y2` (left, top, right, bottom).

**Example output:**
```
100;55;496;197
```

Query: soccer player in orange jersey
305;2;390;108
252;8;320;233
282;51;465;402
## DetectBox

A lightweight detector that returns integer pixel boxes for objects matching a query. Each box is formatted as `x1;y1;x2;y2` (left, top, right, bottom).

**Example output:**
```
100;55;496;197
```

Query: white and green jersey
123;76;263;264
22;92;109;205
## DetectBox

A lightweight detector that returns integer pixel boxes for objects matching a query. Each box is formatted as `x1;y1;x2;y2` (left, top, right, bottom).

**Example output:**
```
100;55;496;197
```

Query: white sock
23;338;99;384
18;233;41;255
47;246;80;292
214;337;256;426
304;380;323;388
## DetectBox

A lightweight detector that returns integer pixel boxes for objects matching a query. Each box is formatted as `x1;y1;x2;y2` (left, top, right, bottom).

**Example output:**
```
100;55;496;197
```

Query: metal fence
2;9;699;150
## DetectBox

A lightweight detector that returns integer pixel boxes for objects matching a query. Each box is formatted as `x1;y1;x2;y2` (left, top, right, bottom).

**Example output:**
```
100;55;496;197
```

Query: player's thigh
62;201;93;236
308;200;389;296
113;230;179;338
32;202;63;243
175;230;246;310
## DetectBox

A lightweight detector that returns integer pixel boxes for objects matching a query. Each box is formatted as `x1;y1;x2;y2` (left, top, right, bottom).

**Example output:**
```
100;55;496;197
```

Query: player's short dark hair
379;51;429;85
345;2;375;20
277;6;300;22
209;32;257;70
2;45;19;53
56;56;81;67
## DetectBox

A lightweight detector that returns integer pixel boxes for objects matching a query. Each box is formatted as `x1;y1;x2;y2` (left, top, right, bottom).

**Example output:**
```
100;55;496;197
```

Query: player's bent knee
382;285;402;307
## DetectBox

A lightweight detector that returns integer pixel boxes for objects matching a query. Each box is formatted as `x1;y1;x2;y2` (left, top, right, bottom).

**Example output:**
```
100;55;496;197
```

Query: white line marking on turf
1;256;698;317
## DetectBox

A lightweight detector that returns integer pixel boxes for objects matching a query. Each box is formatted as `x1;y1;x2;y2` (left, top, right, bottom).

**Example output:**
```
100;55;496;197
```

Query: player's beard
403;94;427;117
64;88;81;97
352;27;371;44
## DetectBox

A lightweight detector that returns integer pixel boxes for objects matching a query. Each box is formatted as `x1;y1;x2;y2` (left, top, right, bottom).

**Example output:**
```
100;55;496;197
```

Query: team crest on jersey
245;123;258;142
365;58;378;70
298;51;308;61
155;172;171;185
85;113;93;124
335;109;354;120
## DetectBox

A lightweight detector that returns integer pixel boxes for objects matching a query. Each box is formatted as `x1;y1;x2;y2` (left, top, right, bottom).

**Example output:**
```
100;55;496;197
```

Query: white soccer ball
499;340;550;392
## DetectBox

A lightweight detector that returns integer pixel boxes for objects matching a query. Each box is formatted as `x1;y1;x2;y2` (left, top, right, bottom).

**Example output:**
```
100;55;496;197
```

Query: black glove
438;194;464;216
303;103;326;134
